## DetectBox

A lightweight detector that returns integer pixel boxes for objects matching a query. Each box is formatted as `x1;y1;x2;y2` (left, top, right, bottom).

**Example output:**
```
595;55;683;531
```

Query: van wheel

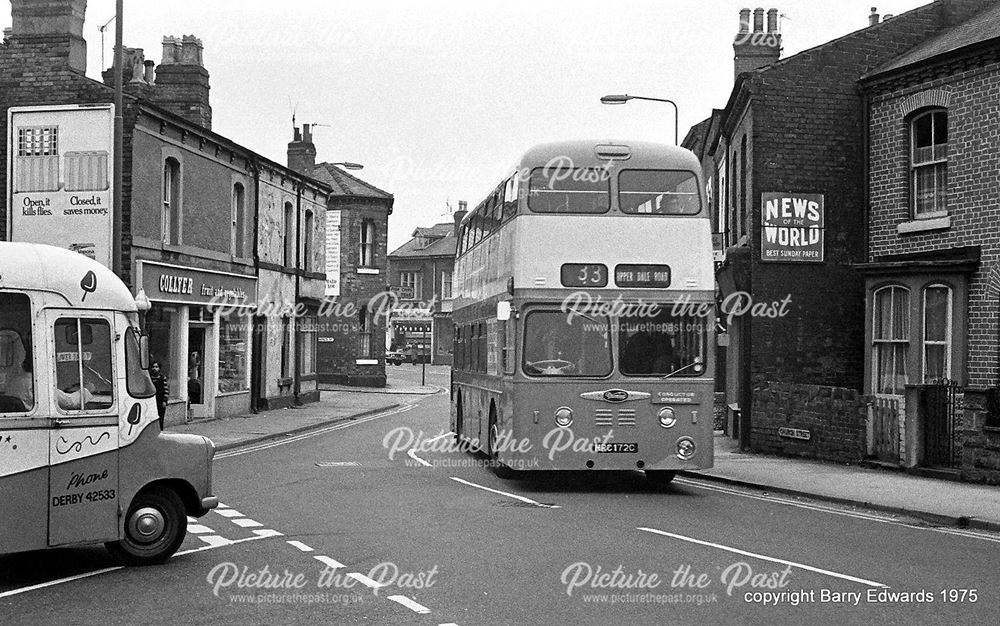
644;470;677;487
488;407;516;479
106;487;187;566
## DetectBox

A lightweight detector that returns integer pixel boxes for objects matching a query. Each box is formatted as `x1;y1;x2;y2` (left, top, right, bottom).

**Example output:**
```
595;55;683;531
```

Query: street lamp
600;94;679;146
330;162;364;171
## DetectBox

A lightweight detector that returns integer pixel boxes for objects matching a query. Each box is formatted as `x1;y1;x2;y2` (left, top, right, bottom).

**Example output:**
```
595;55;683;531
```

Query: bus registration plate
593;442;638;453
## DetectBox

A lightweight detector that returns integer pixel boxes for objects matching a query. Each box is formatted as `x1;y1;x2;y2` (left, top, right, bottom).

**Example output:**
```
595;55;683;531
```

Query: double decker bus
451;140;714;483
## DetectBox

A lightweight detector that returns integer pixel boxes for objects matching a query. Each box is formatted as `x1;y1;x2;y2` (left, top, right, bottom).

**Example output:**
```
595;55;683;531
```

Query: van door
47;313;120;546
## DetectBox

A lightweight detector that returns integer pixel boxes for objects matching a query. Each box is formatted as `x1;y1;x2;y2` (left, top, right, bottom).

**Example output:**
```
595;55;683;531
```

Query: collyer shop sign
761;192;824;263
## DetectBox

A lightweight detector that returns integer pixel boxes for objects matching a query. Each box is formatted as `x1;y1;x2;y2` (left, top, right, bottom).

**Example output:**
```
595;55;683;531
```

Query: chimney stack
733;7;782;79
454;201;468;237
151;34;212;129
869;7;880;26
287;123;317;175
9;0;88;72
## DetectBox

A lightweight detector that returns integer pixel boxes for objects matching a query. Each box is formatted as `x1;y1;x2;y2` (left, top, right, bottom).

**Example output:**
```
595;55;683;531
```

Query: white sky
3;0;929;250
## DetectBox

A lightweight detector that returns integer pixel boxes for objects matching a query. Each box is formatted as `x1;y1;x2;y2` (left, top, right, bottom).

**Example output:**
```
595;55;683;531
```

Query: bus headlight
658;407;676;428
554;407;573;428
676;437;696;460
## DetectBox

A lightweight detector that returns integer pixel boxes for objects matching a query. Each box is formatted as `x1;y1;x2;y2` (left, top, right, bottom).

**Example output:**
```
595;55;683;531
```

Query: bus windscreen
527;167;610;214
618;169;701;215
523;310;612;376
619;308;708;376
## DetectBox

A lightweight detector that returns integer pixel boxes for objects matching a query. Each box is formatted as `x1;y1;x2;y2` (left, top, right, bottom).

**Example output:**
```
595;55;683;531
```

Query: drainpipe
250;157;261;413
294;183;302;405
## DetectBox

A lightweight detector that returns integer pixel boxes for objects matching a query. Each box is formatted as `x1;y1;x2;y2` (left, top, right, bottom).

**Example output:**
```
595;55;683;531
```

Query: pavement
169;380;1000;532
682;432;1000;532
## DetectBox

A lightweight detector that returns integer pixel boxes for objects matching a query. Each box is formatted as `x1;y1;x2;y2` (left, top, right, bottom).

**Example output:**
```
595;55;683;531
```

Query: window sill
897;216;950;234
357;267;380;275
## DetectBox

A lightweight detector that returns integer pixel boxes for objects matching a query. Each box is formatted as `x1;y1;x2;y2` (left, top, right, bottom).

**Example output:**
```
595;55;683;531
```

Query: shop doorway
188;325;210;418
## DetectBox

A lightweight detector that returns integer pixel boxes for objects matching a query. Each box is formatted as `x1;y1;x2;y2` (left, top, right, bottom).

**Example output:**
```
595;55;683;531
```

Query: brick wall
752;382;868;462
868;59;1000;388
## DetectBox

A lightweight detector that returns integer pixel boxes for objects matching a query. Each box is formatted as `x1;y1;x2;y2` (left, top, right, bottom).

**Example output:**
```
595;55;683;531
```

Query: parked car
386;350;405;365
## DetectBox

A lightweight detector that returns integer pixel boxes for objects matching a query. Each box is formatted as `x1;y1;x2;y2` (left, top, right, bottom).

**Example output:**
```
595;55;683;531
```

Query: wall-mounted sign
778;426;811;441
761;192;824;263
7;105;114;268
138;261;257;307
324;210;341;297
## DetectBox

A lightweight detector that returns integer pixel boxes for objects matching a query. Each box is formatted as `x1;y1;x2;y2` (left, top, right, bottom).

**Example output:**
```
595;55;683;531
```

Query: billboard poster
761;192;824;263
7;104;114;268
325;209;341;297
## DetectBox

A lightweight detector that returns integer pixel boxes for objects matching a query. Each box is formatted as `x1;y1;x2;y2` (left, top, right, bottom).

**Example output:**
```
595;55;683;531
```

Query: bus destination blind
614;264;671;288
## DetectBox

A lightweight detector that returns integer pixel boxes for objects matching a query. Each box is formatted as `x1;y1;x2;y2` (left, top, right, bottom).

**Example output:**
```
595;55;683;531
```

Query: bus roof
519;139;701;173
0;243;137;311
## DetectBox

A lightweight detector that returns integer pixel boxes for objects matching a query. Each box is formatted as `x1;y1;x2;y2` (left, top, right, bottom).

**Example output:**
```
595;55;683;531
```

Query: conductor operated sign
761;192;824;263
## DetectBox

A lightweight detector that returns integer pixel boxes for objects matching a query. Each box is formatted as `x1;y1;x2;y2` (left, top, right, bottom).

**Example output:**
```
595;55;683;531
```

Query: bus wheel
488;408;516;479
106;487;187;566
644;470;677;487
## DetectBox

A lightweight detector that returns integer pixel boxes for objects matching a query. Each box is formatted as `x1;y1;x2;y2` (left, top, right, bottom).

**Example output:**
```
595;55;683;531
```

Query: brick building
1;0;336;419
687;1;995;462
287;125;394;387
859;3;1000;483
386;203;464;366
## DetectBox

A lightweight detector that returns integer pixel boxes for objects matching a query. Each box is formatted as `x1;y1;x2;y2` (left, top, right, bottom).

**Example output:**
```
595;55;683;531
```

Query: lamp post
600;94;679;146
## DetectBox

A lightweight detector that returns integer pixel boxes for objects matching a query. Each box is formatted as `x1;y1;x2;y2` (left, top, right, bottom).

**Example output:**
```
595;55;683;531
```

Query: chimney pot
454;202;468;237
738;8;751;33
753;8;764;32
766;8;778;33
161;36;181;64
869;7;880;26
180;35;204;66
143;59;155;83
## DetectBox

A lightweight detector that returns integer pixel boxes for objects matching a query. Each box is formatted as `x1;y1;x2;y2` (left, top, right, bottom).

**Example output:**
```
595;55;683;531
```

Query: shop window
299;315;317;375
0;293;34;413
232;183;247;258
873;286;910;394
911;109;948;218
219;314;249;393
360;219;376;267
284;202;295;267
146;307;179;400
53;318;114;412
922;285;952;383
163;158;182;245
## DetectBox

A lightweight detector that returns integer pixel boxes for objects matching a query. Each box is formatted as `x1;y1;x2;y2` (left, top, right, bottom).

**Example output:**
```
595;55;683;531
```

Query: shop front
137;260;258;424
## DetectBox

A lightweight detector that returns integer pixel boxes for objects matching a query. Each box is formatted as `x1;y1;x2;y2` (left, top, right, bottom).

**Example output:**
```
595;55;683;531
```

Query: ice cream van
0;243;217;565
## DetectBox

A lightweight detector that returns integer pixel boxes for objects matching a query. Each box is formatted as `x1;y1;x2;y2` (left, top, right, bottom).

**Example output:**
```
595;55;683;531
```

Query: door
188;325;209;418
48;314;119;546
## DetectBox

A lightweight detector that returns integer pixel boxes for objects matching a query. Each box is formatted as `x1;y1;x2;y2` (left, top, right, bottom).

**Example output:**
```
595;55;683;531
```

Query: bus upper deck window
618;170;701;215
0;293;34;413
527;167;610;214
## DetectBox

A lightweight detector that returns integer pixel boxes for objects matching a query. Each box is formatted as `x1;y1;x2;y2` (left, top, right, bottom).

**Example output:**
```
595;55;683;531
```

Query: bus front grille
593;408;638;427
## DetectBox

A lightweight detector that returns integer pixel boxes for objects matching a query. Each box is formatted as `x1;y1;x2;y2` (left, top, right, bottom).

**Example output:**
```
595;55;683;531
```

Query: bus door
47;312;120;546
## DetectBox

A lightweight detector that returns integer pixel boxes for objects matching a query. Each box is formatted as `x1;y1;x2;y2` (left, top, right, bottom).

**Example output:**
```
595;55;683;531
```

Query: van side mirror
139;334;150;370
496;301;512;321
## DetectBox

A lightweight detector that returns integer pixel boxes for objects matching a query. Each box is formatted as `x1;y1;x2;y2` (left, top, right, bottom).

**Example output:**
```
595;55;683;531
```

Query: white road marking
449;476;560;509
214;509;244;518
287;540;315;552
0;567;122;599
217;403;418;458
216;502;230;508
187;524;214;534
314;555;345;569
316;461;361;467
388;594;431;614
197;535;233;548
347;572;387;589
232;518;263;528
252;529;283;538
0;533;278;599
638;526;887;588
407;432;451;467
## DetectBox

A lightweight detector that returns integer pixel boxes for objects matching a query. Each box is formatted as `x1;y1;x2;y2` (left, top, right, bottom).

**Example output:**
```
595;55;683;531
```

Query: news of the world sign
760;192;824;263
